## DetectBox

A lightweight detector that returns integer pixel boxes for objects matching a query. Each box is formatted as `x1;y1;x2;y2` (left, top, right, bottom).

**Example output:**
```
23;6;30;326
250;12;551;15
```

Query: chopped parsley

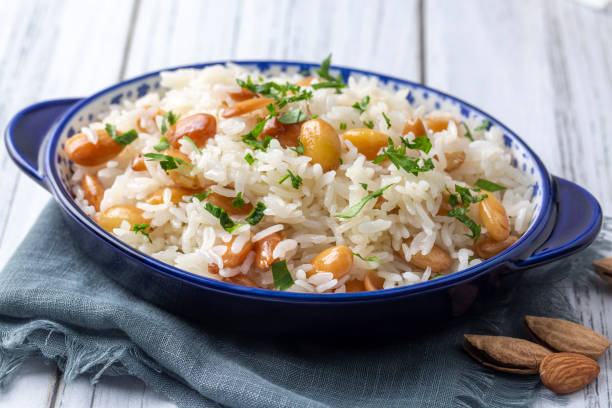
339;122;347;130
182;136;201;154
143;153;194;173
448;207;482;241
236;77;312;108
475;178;506;192
363;120;374;129
241;117;273;151
312;81;346;90
444;185;488;242
289;140;304;155
374;138;435;176
232;192;245;208
105;124;138;146
352;96;370;113
360;183;368;190
314;54;345;87
244;153;255;165
353;252;383;264
382;112;392;129
266;103;278;117
461;122;474;141
132;224;152;243
271;260;294;290
335;183;394;219
402;135;432;154
279;169;303;189
191;190;211;202
278;109;307;124
474;118;490;131
154;137;170;152
205;202;243;233
161;111;180;136
245;202;266;225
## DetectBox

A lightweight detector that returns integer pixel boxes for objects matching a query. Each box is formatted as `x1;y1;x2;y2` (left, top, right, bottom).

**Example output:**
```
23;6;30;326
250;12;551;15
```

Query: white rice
70;64;536;293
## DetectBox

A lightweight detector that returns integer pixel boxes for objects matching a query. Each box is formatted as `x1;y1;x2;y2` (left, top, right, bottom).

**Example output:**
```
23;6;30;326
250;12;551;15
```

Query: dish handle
4;98;81;189
513;176;602;268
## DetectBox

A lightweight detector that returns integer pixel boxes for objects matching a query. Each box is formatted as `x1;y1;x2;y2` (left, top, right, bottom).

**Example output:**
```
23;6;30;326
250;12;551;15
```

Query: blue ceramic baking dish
5;61;602;334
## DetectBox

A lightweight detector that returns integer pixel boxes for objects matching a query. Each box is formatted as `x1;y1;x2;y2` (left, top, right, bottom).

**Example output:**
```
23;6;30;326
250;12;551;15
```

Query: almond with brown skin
463;334;552;374
539;352;600;394
593;257;612;284
525;315;611;360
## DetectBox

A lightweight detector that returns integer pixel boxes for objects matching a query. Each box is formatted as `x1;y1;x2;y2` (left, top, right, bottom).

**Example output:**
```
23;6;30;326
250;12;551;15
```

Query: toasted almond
221;97;274;118
593;257;612;284
525;315;611;360
463;334;552;374
539;352;599;394
444;151;466;171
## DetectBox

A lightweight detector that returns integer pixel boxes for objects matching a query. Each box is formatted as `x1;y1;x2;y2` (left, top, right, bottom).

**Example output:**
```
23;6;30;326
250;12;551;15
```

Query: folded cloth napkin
0;201;609;408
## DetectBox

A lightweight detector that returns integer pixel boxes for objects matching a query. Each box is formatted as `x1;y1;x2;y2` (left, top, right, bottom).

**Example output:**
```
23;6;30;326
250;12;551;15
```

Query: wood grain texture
0;0;610;407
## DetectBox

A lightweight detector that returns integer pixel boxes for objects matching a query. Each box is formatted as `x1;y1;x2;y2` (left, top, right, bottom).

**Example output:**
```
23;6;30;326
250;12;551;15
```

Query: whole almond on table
539;352;600;394
593;257;612;284
463;334;552;374
525;315;611;360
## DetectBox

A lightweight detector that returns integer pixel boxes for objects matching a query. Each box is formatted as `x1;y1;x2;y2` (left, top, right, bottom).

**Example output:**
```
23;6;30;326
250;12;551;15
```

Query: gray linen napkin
0;201;609;407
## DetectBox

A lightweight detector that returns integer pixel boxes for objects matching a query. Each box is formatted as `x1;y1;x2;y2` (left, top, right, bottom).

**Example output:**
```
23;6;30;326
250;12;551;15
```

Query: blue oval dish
4;61;602;333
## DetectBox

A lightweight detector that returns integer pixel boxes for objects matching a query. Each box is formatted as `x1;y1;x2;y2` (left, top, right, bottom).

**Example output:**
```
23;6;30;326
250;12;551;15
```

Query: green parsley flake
289;140;304;155
448;207;482;242
266;103;278;117
314;54;345;86
132;224;152;243
278;109;307;124
271;260;294;290
241;117;273;151
363;120;374;129
474;118;490;131
382;112;392;129
374;138;435;176
475;178;507;192
244;153;255;165
312;81;345;90
154;137;170;152
245;202;266;225
161;111;180;136
105;123;138;146
353;252;383;264
232;192;245;209
335;183;394;219
461;122;474;141
191;191;211;202
339;122;347;130
352;96;370;113
236;77;312;107
279;170;303;189
204;202;243;233
143;153;194;173
402;135;432;154
360;183;368;190
182;136;202;154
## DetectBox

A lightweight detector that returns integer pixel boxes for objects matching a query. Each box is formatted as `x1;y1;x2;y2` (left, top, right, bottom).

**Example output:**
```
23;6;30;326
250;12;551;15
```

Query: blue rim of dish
44;60;554;302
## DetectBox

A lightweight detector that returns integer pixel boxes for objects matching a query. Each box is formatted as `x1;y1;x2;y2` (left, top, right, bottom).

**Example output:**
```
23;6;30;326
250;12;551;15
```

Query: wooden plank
0;0;136;266
424;0;612;212
0;359;59;408
424;1;612;407
124;0;420;80
0;1;134;407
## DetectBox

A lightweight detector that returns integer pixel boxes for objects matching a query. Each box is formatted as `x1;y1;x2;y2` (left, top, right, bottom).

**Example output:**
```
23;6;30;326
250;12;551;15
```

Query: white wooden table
0;1;610;406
